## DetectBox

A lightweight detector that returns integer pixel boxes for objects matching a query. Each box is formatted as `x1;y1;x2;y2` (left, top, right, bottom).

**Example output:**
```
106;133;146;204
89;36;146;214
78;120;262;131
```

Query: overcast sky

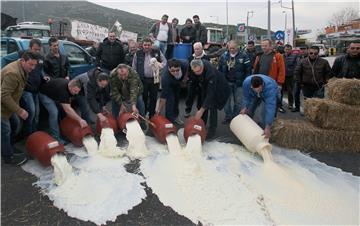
88;0;359;41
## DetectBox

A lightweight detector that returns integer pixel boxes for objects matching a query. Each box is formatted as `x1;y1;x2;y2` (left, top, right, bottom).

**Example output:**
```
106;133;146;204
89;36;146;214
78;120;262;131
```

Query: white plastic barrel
230;114;272;156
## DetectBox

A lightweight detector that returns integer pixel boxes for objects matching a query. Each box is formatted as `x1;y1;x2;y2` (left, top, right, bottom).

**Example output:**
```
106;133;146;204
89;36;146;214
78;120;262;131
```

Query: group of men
2;15;360;166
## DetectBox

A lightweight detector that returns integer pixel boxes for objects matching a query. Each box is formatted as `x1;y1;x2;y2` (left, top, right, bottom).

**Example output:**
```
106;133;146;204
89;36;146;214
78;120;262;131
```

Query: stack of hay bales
272;78;360;152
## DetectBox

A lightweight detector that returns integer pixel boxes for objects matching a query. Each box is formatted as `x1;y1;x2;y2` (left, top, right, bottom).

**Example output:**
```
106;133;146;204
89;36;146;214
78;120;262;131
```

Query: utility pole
226;0;229;41
292;0;296;47
246;11;254;43
283;11;287;32
280;0;296;47
267;0;271;39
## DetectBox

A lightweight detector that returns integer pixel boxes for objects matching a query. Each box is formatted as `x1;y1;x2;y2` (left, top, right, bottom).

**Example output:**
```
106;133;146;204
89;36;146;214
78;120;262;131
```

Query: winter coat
194;23;207;45
253;51;286;85
180;26;196;44
331;54;360;79
96;37;125;71
110;64;143;106
283;53;299;78
86;68;111;114
294;57;331;87
198;60;230;110
242;74;278;127
218;50;251;86
1;60;27;119
160;60;187;99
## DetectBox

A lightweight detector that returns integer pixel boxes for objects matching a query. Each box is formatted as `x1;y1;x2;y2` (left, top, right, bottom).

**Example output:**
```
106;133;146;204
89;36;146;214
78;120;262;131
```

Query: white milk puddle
141;135;360;225
141;134;273;225
21;127;360;225
22;131;146;225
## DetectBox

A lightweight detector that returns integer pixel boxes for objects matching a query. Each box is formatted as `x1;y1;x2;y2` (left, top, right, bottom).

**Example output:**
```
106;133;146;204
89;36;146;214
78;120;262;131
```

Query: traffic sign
275;30;285;40
248;34;256;41
237;23;246;33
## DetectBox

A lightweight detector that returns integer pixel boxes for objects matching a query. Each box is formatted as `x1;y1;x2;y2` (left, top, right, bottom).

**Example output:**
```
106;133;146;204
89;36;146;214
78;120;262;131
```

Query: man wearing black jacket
331;41;360;79
86;68;111;124
190;59;230;139
96;32;125;73
156;59;187;125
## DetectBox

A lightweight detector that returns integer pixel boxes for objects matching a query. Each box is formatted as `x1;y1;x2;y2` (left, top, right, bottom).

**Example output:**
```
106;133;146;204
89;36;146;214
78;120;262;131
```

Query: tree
328;8;358;26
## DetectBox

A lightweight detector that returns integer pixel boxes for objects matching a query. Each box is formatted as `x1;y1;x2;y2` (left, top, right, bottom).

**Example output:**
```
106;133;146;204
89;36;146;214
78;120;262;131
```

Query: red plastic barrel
184;117;207;143
117;112;139;131
26;131;65;166
60;116;94;147
149;115;177;144
96;113;118;135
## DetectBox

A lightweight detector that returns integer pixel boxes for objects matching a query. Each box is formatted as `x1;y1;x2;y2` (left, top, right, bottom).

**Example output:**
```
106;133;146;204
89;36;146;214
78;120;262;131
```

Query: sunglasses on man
308;52;318;55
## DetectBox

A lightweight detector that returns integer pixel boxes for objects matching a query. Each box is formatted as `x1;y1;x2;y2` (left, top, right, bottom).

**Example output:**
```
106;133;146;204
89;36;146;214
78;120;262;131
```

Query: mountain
1;1;269;41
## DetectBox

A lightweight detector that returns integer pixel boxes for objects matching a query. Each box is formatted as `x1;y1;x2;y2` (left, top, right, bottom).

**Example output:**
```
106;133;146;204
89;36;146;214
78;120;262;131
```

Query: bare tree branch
328;8;358;26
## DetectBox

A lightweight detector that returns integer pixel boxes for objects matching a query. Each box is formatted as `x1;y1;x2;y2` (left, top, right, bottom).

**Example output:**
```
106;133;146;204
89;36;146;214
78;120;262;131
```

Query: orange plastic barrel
60;116;94;147
96;113;118;135
149;115;177;144
26;131;65;166
184;117;207;143
117;112;139;131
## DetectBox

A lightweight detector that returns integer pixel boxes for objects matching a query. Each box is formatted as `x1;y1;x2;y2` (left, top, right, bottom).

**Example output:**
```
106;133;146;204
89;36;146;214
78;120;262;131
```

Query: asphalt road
2;72;359;225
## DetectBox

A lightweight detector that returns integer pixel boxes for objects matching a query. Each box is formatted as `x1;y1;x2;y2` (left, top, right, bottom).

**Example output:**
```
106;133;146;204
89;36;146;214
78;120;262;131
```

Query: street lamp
282;11;287;32
280;0;296;47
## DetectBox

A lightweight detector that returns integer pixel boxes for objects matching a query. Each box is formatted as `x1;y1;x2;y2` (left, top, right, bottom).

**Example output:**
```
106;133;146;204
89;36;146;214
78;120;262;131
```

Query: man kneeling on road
240;74;277;139
39;78;87;144
156;59;187;125
110;64;145;119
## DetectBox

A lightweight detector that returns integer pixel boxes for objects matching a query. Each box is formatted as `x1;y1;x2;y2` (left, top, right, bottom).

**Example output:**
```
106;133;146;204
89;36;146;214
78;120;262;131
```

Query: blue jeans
158;41;167;55
1;114;20;160
111;95;145;118
39;93;61;140
247;96;266;129
20;91;40;135
224;83;242;120
165;93;180;123
75;95;92;123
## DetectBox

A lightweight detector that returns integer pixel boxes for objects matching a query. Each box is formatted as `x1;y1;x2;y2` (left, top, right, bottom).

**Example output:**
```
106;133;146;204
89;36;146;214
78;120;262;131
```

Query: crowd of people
1;13;360;166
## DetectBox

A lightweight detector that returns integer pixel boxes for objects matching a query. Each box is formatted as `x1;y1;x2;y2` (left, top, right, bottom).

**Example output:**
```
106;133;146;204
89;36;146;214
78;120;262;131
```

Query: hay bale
326;78;360;105
271;119;360;153
304;98;360;131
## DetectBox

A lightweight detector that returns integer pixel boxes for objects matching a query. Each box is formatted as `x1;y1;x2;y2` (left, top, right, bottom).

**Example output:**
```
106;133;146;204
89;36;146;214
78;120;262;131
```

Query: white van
312;43;328;57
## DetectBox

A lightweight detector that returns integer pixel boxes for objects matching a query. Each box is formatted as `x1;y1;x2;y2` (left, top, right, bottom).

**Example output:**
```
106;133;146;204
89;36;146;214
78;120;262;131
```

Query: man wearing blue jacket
240;74;278;138
156;59;187;125
219;40;251;124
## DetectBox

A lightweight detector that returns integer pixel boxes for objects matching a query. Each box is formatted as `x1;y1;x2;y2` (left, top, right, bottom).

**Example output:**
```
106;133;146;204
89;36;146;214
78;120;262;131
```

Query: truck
204;27;225;54
49;19;109;46
3;21;51;38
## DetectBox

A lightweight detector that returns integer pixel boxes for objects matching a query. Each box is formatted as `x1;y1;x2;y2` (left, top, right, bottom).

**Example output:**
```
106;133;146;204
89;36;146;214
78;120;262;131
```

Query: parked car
1;37;96;78
312;43;329;57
